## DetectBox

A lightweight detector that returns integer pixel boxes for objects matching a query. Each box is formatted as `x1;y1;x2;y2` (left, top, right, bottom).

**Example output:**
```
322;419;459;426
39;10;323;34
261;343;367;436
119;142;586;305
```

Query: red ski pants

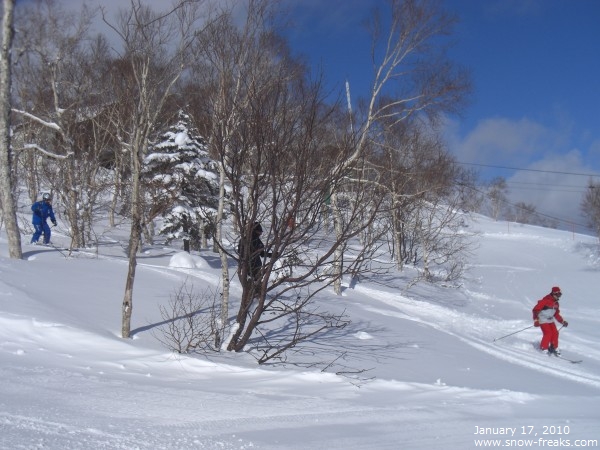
539;322;559;350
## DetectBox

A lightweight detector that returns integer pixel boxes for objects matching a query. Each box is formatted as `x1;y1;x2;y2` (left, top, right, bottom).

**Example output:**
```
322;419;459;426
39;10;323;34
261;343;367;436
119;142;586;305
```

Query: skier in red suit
532;286;568;356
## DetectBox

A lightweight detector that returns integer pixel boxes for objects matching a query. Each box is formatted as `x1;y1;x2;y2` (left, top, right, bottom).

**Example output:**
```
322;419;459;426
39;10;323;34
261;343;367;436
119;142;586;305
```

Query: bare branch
20;143;72;160
11;108;60;131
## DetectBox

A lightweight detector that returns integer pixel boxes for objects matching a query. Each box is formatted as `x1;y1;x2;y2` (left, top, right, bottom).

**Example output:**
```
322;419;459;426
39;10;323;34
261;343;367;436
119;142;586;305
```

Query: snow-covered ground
1;214;599;449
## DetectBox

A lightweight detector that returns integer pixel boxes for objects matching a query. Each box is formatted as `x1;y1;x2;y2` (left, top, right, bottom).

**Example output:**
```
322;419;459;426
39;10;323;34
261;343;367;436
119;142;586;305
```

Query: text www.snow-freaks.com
474;438;598;447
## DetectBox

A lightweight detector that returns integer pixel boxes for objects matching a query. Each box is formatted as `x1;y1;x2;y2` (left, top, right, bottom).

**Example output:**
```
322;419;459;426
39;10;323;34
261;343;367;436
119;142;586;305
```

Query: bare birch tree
487;176;508;221
101;0;205;338
0;0;22;259
327;0;471;293
193;4;248;338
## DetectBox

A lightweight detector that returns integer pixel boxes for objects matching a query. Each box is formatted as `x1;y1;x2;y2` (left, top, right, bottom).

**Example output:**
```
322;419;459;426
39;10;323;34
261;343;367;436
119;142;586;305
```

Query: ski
533;345;583;364
29;242;68;250
555;355;583;364
547;348;582;364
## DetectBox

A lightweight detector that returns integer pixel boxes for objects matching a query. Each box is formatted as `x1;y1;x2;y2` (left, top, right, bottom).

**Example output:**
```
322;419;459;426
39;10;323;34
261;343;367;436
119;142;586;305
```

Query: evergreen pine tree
143;111;221;251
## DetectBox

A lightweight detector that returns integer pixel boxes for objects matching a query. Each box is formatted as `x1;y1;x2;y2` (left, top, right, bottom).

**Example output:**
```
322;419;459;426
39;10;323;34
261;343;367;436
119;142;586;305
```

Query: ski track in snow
354;285;600;390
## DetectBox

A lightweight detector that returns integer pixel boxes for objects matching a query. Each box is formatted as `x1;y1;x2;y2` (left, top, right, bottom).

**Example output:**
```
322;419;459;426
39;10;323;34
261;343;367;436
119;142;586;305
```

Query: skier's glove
562;321;568;327
534;319;540;327
51;220;57;226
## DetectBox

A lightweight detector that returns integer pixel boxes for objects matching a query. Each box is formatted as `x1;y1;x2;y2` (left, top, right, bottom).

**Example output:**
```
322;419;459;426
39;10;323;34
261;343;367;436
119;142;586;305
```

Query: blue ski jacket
31;201;56;225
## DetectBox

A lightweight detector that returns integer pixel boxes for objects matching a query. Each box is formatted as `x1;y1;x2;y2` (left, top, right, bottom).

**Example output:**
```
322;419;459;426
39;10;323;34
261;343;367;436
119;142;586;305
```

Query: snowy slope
1;214;599;449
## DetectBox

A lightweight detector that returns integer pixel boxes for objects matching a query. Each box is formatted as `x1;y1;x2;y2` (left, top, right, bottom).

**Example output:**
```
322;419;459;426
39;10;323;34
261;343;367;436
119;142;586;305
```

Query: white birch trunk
216;162;230;329
0;0;21;259
331;192;344;295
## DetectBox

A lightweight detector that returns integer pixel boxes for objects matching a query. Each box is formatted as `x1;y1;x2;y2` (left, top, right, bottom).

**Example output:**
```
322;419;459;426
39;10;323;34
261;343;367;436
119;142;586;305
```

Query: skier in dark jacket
31;193;57;245
532;286;568;356
249;222;272;280
238;221;272;281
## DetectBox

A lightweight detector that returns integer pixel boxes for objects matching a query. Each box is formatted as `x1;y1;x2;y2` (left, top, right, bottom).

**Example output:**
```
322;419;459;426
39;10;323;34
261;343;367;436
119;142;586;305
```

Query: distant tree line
482;175;600;234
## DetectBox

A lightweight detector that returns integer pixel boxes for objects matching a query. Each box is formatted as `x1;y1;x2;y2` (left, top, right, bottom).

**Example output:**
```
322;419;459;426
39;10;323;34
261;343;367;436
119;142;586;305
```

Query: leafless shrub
154;280;226;354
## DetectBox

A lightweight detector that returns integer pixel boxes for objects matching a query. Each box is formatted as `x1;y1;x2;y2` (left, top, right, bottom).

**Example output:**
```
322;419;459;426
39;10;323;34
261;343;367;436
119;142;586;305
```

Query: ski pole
493;325;534;342
49;243;69;258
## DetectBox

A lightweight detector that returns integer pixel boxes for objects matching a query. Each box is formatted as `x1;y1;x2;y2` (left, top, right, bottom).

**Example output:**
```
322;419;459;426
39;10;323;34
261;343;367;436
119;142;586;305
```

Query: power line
506;181;588;194
508;186;586;194
508;180;589;189
457;161;600;178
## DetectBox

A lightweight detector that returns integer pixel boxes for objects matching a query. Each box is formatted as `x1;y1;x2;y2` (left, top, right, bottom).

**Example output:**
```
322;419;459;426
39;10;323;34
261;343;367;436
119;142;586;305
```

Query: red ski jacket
532;294;565;324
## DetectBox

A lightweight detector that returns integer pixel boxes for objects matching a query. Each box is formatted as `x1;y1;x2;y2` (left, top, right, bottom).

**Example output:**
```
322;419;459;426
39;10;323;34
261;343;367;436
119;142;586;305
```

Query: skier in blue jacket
31;193;57;245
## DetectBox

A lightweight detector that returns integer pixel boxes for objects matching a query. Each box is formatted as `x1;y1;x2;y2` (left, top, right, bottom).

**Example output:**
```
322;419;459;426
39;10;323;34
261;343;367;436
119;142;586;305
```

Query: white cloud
449;116;560;166
443;115;600;230
506;150;596;229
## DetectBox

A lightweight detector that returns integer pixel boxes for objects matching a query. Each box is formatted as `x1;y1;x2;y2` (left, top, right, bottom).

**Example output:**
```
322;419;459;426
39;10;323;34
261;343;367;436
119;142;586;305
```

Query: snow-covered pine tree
143;111;221;252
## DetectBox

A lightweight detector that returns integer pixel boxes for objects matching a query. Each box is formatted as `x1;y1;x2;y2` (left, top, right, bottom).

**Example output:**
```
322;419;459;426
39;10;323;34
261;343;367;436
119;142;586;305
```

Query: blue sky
278;0;600;231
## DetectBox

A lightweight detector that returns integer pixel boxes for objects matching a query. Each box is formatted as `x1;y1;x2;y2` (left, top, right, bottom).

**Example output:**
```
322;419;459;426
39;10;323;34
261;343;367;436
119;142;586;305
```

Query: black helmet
253;222;263;234
42;193;51;201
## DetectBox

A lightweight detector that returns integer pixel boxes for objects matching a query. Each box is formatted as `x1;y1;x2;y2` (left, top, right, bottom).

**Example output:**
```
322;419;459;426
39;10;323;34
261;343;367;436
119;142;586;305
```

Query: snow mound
168;252;206;269
355;331;373;340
